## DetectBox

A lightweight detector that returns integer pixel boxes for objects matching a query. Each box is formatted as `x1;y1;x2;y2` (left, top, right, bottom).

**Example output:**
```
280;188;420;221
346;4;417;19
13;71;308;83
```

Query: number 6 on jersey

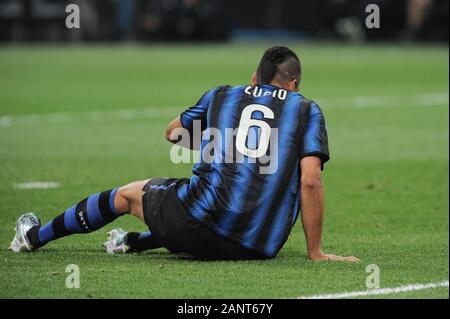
236;104;274;158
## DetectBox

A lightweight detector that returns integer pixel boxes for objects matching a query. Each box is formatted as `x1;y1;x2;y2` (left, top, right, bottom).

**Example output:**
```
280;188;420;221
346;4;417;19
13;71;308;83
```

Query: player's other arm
165;115;197;150
166;86;223;150
300;102;359;262
165;116;183;142
300;157;358;262
300;156;324;259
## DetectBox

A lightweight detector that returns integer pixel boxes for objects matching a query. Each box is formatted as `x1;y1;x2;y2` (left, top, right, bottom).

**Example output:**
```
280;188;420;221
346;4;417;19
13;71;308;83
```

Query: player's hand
308;252;360;262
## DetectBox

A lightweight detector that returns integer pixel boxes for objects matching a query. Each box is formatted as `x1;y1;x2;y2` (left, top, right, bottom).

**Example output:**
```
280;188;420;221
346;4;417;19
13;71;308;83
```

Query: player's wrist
307;249;324;260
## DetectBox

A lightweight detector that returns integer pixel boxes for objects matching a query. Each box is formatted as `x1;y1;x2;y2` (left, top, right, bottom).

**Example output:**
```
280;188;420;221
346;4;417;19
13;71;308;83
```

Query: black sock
124;231;163;252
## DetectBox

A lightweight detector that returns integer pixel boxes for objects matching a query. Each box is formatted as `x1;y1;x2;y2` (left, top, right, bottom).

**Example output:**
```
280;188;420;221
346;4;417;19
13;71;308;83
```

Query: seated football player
10;46;359;262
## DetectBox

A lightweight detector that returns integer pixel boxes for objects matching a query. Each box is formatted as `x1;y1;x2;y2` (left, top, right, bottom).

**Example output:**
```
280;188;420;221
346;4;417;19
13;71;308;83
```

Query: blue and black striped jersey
177;84;329;257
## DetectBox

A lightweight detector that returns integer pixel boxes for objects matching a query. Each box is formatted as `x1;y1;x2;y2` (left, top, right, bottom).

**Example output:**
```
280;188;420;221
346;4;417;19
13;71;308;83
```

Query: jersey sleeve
180;86;222;134
300;102;330;169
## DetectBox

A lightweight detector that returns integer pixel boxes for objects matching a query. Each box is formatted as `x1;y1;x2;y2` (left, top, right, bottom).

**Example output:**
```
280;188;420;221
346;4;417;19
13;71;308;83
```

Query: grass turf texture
0;44;448;299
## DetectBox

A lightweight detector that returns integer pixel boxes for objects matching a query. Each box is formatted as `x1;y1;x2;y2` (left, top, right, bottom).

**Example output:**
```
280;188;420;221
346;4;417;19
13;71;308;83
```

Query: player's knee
116;180;147;218
114;184;132;213
118;180;144;201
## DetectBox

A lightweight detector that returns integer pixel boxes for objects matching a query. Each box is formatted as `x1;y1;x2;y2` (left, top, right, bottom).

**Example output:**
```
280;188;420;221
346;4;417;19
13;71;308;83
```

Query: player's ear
289;79;299;92
251;72;257;85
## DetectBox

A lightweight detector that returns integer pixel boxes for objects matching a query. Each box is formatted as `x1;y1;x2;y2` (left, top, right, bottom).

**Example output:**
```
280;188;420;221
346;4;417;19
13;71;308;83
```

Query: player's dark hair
256;46;301;88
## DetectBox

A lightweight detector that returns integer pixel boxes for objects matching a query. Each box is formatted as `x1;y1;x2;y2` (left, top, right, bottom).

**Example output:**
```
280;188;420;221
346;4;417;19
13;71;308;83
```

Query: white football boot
103;228;129;254
9;212;41;253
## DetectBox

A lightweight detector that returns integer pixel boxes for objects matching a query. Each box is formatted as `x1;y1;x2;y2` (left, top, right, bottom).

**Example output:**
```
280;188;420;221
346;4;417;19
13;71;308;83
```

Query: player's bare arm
166;115;202;150
300;156;359;262
166;116;182;141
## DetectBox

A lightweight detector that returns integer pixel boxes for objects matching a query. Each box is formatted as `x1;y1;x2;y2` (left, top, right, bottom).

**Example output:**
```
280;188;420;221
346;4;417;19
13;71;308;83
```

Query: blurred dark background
0;0;448;43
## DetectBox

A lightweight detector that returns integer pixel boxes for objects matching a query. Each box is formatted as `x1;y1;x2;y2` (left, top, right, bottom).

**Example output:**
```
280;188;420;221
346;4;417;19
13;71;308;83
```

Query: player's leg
103;229;163;254
9;179;154;252
103;180;163;253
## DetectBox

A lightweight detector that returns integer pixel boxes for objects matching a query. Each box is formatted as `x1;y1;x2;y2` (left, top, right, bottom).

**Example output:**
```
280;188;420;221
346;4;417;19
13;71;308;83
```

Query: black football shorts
141;178;266;260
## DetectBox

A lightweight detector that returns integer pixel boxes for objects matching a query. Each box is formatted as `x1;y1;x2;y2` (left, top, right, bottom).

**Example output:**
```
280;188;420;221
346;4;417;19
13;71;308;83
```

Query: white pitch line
298;280;449;299
0;107;181;128
319;92;449;108
13;182;61;190
0;92;447;128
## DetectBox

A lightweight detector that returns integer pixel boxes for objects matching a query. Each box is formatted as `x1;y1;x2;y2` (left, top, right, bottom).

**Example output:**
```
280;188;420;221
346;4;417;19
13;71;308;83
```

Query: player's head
252;46;301;92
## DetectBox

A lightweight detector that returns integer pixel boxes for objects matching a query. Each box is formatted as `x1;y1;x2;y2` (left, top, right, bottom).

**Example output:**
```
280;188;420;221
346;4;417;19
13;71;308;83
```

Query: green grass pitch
0;44;448;298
